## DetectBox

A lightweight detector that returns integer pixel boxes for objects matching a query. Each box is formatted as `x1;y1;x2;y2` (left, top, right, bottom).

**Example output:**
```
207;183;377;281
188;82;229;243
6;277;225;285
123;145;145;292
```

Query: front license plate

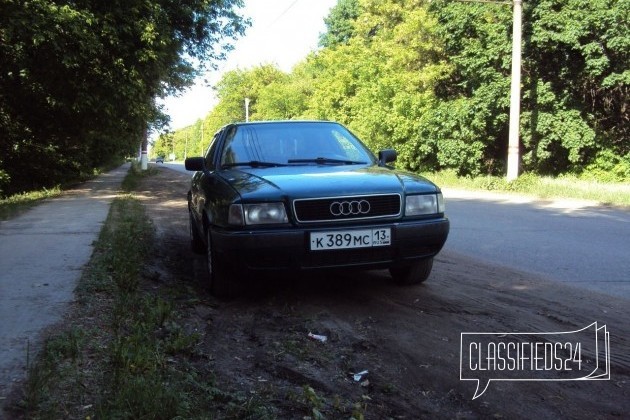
310;228;391;251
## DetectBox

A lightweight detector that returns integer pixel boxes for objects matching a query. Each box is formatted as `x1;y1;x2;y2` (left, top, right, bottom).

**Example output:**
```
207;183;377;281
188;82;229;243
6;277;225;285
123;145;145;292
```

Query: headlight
437;192;445;213
229;203;288;225
228;204;244;225
405;193;444;216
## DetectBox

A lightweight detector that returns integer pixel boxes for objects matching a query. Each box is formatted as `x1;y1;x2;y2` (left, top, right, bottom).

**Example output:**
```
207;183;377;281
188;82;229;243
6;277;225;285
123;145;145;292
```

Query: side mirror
378;149;397;166
185;157;205;171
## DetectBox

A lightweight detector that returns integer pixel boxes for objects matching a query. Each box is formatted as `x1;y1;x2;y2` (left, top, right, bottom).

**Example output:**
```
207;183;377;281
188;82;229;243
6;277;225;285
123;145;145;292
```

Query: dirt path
135;167;630;418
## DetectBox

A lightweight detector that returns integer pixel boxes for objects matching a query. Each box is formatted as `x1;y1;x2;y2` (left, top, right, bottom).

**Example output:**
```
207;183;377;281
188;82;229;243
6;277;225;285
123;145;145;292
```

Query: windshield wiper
222;160;287;168
287;157;367;165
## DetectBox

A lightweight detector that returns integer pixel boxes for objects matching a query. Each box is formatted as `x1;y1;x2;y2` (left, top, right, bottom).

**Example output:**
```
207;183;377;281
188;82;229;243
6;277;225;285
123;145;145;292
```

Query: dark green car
185;121;449;297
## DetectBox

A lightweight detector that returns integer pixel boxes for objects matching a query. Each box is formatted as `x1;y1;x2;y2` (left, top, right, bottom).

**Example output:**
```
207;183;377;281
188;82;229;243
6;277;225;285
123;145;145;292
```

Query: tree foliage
424;0;628;176
0;0;248;196
522;0;629;174
152;64;291;157
319;0;360;48
169;0;627;181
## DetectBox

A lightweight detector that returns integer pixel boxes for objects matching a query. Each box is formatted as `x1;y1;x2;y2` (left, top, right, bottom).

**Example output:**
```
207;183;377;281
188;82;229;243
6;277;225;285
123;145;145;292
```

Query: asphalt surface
0;163;129;403
443;190;630;298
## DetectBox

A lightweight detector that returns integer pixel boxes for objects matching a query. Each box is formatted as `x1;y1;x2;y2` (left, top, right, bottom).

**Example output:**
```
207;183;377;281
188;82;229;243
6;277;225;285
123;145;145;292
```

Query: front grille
293;194;401;223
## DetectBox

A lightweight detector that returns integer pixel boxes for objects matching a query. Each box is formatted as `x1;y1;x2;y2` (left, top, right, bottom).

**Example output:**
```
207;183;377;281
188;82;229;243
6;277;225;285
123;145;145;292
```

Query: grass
16;196;167;418
12;165;272;419
0;159;127;221
424;170;630;207
121;162;158;192
0;187;62;220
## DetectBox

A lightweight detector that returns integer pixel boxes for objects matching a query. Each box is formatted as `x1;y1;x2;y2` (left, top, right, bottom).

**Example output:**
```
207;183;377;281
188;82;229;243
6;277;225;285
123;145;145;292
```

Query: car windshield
219;122;376;167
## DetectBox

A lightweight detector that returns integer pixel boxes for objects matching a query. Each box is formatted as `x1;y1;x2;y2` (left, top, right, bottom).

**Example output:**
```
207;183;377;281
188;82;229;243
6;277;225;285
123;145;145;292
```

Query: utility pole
455;0;522;180
184;131;188;160
245;98;250;122
140;126;148;170
506;0;522;181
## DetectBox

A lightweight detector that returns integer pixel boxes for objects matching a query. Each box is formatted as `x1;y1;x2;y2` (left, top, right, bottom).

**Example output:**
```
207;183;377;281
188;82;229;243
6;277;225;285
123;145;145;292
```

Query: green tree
214;65;287;121
427;0;628;176
422;0;513;175
523;0;629;174
256;69;311;120
319;0;360;48
171;0;628;180
165;65;291;159
305;0;447;163
0;0;248;196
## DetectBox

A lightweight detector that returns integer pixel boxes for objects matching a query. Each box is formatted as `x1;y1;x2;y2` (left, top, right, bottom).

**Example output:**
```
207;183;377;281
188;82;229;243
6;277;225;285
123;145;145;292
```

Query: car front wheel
189;211;205;254
389;257;434;285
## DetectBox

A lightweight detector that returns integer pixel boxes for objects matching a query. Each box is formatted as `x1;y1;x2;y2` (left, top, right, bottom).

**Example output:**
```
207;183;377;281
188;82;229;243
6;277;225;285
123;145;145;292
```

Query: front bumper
211;218;449;271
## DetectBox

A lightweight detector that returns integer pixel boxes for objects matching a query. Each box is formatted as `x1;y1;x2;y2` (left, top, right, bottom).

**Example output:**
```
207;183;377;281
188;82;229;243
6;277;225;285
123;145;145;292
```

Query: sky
160;0;338;132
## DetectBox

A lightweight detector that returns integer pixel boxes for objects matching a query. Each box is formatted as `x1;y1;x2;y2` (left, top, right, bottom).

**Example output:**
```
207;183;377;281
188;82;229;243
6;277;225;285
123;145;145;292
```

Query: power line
267;0;301;28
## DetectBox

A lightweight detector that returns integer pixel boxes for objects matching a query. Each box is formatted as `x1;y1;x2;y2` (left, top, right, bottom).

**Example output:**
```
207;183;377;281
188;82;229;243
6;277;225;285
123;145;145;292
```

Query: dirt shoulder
131;167;630;418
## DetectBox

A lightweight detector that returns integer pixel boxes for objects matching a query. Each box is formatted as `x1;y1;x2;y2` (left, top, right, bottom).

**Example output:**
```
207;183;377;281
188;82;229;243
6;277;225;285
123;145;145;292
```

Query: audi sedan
185;121;449;297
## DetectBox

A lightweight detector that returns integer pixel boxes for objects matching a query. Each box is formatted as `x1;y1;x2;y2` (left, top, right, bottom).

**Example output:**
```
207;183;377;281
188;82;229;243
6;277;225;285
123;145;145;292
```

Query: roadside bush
580;150;630;182
506;172;540;192
476;176;507;191
0;169;9;197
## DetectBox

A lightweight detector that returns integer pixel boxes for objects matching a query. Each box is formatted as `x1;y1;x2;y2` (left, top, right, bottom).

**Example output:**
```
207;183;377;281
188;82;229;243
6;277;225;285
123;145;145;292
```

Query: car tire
389;257;433;285
205;229;238;298
189;211;205;254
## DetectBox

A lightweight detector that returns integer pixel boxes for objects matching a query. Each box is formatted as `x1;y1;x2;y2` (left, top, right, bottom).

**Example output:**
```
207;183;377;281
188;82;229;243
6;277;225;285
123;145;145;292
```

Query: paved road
442;190;630;298
156;161;188;174
0;164;128;402
163;162;630;298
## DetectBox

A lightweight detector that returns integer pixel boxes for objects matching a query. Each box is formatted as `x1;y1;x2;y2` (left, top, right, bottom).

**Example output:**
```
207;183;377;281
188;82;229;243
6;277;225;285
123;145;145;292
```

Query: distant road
153;161;189;174
157;162;630;299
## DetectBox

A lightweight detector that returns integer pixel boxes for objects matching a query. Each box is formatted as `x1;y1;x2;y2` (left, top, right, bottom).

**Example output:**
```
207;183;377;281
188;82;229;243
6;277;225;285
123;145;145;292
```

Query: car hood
219;165;439;201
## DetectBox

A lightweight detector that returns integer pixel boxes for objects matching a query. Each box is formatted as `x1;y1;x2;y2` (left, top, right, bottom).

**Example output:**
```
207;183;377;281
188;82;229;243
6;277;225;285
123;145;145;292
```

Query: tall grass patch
121;162;158;192
0;186;62;220
426;170;630;207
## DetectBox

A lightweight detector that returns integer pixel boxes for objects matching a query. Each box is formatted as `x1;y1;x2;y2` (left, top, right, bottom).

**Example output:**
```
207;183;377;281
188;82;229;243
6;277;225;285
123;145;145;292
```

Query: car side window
204;131;222;170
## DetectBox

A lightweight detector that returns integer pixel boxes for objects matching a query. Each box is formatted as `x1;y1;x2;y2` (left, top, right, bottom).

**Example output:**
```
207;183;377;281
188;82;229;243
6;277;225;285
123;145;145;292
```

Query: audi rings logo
329;200;371;216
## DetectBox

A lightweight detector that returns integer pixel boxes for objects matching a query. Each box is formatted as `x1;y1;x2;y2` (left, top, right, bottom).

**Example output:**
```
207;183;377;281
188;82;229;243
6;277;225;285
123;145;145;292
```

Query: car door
190;130;223;225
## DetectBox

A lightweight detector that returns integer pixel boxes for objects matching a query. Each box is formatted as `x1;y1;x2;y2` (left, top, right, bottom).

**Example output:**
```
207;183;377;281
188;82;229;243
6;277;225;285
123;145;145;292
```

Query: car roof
228;120;338;128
